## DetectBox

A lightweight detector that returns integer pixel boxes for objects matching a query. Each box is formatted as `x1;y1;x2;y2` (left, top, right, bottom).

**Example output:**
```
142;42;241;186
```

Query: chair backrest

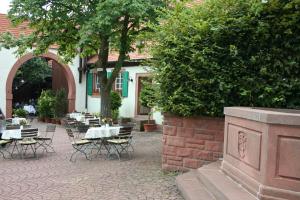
5;118;12;124
21;128;38;138
6;124;20;130
66;128;74;138
119;126;133;136
77;123;89;133
66;128;76;143
88;119;100;125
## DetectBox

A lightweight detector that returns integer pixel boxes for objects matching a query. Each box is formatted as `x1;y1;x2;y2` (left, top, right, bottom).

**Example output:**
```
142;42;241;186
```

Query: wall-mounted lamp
129;77;133;82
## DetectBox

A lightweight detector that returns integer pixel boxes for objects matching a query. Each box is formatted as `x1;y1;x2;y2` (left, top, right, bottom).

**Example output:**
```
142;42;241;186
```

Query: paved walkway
0;121;183;200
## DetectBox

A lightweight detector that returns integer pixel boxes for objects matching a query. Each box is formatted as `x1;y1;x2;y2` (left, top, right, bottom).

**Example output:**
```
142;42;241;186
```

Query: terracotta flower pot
45;118;51;123
56;119;61;125
144;124;157;132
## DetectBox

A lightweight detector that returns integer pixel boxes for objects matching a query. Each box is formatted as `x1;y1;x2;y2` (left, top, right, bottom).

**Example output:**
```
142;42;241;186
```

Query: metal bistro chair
19;128;38;159
6;124;20;130
0;139;12;159
88;119;100;127
107;126;134;160
35;124;56;153
66;128;92;162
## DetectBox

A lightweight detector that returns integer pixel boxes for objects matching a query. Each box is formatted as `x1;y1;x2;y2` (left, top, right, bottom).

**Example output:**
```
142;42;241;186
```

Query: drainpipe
85;69;88;110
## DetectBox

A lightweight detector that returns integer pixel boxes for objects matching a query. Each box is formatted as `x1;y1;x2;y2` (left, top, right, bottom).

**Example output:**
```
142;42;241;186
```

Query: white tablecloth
69;112;82;119
75;115;85;122
12;118;27;125
2;129;22;139
85;126;120;139
2;128;39;139
23;105;36;114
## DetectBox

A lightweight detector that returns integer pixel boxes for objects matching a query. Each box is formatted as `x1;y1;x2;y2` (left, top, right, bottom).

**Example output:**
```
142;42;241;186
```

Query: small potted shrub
13;108;28;118
139;82;157;132
110;91;122;124
37;90;55;123
53;89;68;124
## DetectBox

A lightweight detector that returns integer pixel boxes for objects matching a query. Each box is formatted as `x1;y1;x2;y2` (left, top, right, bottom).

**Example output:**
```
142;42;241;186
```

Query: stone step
176;170;216;200
176;161;258;200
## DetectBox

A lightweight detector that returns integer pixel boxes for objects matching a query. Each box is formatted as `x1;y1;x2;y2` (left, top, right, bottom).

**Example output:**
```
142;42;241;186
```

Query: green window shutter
122;71;129;97
87;72;93;96
107;72;112;78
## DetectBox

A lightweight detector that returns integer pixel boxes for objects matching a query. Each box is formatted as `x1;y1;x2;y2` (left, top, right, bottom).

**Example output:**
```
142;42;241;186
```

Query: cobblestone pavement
0;121;183;200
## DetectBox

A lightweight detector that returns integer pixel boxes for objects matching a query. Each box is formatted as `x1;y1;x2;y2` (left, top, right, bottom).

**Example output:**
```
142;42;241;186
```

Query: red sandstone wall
162;115;224;171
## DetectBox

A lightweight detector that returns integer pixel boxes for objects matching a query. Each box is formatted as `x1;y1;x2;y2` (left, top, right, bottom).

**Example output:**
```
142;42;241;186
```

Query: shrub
110;91;122;121
37;90;55;118
54;89;68;118
150;0;300;117
110;91;122;111
13;108;28;118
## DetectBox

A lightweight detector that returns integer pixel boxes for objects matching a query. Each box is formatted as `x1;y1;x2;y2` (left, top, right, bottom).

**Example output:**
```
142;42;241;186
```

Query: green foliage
112;109;119;122
110;91;121;121
37;90;55;118
14;57;51;87
150;0;300;117
110;91;122;111
13;108;28;118
53;89;68;118
139;81;158;122
139;81;157;108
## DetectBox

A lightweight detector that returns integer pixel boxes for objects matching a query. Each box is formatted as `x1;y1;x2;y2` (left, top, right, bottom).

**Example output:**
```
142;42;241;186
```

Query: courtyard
0;121;182;200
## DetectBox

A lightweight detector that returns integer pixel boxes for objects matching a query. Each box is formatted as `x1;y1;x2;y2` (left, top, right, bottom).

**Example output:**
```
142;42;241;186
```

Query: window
95;74;100;91
88;71;129;97
115;73;123;91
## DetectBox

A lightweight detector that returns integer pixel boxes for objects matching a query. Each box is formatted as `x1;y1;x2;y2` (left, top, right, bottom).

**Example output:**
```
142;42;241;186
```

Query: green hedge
150;0;300;117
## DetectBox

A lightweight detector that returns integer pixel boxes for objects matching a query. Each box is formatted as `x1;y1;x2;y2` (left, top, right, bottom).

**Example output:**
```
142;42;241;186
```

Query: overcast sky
0;0;11;14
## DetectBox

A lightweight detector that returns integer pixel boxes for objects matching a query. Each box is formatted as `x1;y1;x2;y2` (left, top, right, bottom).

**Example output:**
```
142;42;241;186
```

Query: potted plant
37;90;55;123
53;89;68;124
110;91;122;124
13;108;28;118
139;82;157;132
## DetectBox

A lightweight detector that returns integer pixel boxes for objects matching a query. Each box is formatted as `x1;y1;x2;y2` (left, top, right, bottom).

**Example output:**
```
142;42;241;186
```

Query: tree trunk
100;88;111;118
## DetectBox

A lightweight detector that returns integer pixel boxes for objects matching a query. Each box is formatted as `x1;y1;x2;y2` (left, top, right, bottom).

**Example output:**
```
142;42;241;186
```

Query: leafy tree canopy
14;57;51;87
0;0;168;117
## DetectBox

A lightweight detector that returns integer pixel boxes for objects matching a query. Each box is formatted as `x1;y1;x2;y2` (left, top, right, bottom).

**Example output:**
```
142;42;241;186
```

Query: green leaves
150;0;300;117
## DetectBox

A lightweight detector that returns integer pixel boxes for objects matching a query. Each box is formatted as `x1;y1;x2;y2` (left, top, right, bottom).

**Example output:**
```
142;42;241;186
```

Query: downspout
85;69;88;110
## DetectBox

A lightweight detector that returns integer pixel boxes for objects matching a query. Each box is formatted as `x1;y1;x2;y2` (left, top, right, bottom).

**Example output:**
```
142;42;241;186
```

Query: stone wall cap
224;107;300;125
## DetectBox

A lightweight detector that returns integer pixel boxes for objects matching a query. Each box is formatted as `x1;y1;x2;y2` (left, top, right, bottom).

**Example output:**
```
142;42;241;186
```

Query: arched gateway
6;52;76;118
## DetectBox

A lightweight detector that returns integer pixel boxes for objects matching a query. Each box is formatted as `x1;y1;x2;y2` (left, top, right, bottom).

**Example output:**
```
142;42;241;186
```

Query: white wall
86;66;164;125
0;48;19;116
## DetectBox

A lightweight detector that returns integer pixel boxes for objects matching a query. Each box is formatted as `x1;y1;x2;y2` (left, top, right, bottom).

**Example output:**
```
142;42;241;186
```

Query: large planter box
222;107;300;200
162;114;224;171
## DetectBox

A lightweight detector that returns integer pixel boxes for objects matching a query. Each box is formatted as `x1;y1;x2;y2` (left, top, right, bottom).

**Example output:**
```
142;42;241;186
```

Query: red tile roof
0;14;32;37
87;52;151;64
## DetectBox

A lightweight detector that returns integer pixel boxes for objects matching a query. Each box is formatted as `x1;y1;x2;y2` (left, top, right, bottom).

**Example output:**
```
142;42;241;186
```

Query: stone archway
6;52;76;117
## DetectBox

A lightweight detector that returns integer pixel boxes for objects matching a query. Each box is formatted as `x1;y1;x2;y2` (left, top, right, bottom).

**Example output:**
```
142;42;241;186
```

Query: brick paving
0;121;183;200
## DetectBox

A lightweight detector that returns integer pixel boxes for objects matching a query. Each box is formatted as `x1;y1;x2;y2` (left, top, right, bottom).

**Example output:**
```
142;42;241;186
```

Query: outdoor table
23;105;36;114
75;115;85;122
2;128;40;158
12;117;27;125
84;126;121;157
2;129;22;140
69;112;82;119
84;126;120;139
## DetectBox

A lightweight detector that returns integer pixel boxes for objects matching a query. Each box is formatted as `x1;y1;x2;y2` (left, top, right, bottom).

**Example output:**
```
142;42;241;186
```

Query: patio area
0;120;183;200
